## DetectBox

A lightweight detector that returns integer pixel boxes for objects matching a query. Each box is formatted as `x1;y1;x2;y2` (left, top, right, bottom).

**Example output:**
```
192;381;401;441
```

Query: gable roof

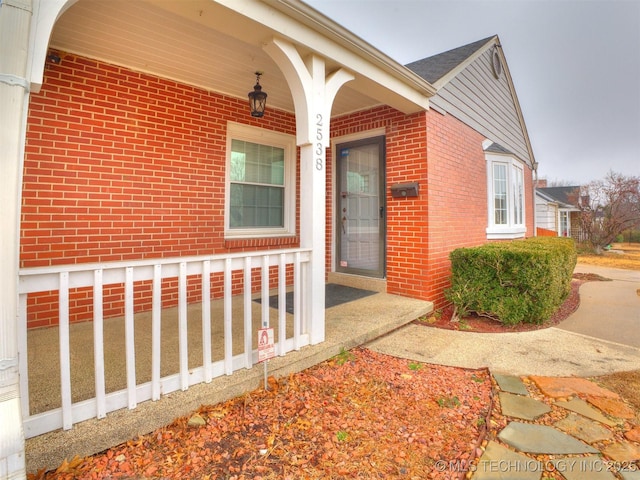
405;35;536;170
405;37;494;85
537;186;581;208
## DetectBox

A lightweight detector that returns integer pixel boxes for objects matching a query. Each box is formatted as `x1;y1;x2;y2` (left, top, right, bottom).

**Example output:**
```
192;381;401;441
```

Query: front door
335;136;385;278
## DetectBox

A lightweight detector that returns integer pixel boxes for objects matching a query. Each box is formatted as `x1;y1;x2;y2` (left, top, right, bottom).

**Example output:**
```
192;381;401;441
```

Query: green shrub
446;237;576;325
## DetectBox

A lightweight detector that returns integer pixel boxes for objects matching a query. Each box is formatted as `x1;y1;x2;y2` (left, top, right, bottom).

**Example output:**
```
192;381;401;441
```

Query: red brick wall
22;53;297;327
330;106;430;300
423;110;489;306
424;109;535;307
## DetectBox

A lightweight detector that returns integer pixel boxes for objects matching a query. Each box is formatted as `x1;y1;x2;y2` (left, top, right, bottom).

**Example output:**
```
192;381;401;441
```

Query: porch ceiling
48;0;425;117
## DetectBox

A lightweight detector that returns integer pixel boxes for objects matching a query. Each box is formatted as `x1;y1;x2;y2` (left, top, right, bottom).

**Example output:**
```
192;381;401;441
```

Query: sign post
258;327;275;390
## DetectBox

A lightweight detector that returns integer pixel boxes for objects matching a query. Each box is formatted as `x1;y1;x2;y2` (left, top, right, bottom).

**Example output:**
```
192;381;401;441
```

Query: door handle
379;206;384;218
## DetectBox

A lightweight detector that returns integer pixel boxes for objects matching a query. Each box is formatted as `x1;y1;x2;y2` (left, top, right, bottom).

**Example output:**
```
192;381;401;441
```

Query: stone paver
555;398;619;427
549;456;617;480
477;370;640;479
493;373;529;396
499;392;551;420
602;442;640;462
472;441;542;480
530;376;620;399
498;421;598;454
554;413;614;443
586;395;637;420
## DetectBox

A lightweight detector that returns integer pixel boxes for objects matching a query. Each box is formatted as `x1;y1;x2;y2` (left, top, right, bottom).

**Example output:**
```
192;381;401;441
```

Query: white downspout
0;0;32;477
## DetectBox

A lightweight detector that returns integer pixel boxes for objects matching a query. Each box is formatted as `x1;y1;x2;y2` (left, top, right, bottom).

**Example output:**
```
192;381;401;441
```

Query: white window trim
225;122;297;239
486;153;526;239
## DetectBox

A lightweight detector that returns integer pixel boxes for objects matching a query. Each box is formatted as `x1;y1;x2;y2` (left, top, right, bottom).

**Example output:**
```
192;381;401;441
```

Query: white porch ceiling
48;0;419;118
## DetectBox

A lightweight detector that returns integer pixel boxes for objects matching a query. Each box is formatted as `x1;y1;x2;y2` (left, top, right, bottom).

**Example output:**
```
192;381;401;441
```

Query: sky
305;0;640;185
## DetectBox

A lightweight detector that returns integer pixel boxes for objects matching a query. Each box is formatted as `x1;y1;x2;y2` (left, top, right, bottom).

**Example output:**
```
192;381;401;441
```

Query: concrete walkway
368;264;640;377
559;264;640;348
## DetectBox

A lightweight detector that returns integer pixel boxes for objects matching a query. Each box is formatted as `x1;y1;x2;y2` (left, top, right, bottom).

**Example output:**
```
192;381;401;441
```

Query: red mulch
32;349;492;480
415;275;597;333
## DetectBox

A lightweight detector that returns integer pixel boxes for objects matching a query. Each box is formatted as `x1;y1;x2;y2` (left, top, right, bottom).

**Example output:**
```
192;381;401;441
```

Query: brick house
1;1;535;475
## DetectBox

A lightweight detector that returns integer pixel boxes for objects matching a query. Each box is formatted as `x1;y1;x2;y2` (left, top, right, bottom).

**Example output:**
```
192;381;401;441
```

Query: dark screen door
335;136;385;277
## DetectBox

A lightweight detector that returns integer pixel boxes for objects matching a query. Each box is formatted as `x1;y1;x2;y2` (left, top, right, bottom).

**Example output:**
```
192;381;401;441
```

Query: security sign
258;327;275;362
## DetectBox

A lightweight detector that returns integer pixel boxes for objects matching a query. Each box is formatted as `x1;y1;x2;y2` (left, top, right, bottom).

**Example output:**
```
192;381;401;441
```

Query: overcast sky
306;0;640;185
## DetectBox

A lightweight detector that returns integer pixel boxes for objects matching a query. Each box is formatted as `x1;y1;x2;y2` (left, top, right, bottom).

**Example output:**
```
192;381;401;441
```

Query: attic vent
491;48;502;79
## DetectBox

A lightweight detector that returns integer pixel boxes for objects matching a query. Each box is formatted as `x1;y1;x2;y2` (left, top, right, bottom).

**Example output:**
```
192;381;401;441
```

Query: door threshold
327;272;386;293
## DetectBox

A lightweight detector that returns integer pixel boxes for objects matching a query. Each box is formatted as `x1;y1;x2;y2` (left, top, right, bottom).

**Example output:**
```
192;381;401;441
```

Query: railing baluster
93;269;106;419
223;258;233;375
58;272;73;430
201;260;212;383
294;252;302;350
178;262;188;391
151;264;162;400
124;267;136;409
243;256;252;369
278;254;286;356
261;255;269;330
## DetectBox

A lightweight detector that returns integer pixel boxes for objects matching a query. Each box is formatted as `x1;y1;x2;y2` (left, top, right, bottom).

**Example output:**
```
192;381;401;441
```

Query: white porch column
0;0;32;477
264;38;353;345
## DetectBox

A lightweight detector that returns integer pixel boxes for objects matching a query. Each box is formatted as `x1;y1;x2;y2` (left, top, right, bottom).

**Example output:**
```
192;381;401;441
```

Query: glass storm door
336;136;385;277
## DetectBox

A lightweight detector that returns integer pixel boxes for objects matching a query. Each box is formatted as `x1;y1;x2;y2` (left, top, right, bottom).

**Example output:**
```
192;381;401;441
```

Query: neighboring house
0;0;537;475
535;184;582;238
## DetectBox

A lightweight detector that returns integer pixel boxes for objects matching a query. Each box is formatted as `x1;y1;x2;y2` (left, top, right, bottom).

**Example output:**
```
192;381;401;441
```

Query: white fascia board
215;0;433;113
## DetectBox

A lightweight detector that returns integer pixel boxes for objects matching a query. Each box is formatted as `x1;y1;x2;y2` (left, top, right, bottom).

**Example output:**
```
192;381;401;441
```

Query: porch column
264;38;353;345
0;0;32;477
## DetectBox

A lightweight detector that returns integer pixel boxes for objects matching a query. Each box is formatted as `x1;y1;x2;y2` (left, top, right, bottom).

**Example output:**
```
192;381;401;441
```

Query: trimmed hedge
446;237;577;325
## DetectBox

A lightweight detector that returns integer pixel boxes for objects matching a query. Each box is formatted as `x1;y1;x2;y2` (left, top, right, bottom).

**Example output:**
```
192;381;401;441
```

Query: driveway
560;264;640;348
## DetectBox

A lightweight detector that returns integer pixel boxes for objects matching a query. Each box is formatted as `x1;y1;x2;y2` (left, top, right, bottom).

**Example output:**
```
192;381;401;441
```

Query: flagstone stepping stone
494;373;529;396
549;455;617;480
530;376;619;399
625;426;640;443
602;441;640;462
586;395;636;420
555;398;619;427
498;422;598;454
554;413;614;443
499;392;551;420
472;441;542;480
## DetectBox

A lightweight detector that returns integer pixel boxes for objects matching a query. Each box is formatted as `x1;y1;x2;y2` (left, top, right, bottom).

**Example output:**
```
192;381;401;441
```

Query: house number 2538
315;114;324;171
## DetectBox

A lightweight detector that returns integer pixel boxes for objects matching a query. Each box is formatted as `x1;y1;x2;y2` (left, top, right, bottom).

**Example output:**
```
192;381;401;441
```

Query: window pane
512;166;523;225
230;184;284;228
230;140;284;185
493;164;507;225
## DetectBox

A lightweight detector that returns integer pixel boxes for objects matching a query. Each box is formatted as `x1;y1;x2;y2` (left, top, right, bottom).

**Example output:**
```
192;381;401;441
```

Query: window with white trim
486;153;526;239
225;122;296;238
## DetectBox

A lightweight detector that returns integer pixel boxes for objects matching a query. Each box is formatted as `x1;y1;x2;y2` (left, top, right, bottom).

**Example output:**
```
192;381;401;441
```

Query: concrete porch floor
25;289;433;474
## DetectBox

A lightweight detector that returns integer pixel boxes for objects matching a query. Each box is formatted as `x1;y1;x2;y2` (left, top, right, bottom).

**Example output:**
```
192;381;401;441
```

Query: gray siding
430;49;531;164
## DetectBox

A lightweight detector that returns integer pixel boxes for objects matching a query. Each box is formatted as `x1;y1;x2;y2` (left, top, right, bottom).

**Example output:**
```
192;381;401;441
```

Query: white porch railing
18;248;311;439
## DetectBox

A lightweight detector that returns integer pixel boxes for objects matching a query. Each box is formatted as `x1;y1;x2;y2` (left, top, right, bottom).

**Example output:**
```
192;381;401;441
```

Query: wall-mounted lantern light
248;72;267;118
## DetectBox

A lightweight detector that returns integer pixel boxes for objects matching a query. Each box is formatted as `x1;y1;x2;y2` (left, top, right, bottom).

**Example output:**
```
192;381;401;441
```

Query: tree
570;171;640;252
